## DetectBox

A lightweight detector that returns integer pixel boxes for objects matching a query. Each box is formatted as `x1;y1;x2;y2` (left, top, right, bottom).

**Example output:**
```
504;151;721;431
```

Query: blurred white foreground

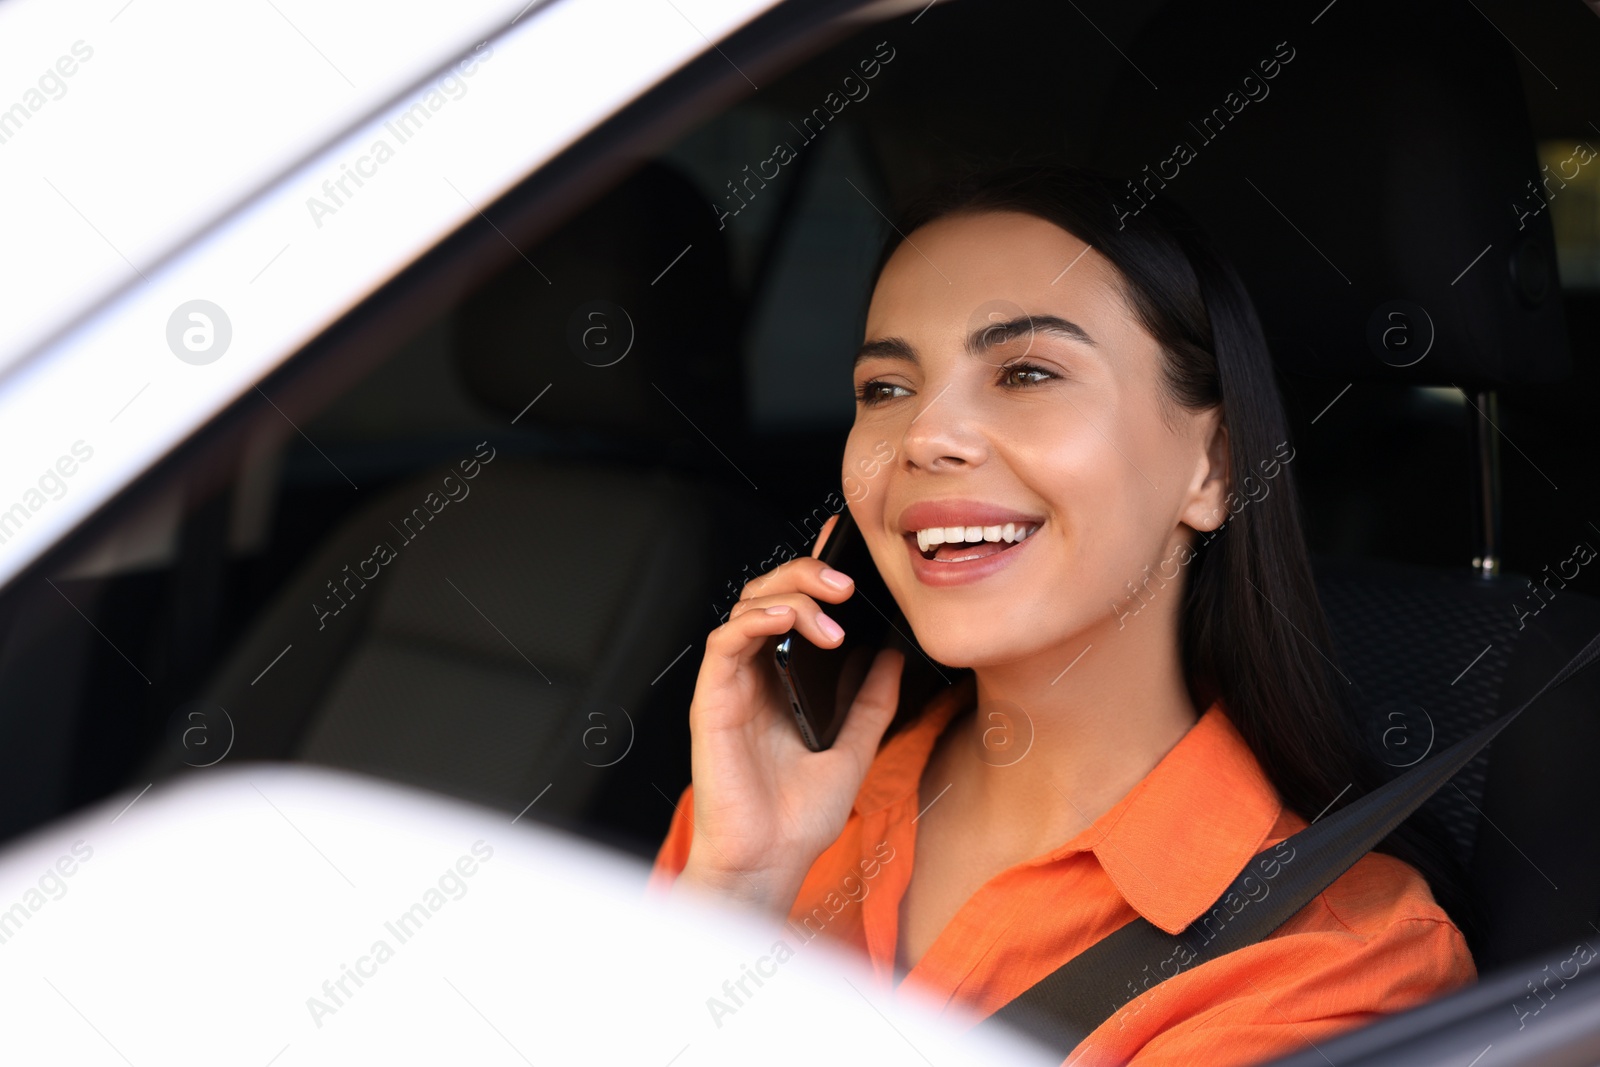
0;766;1055;1065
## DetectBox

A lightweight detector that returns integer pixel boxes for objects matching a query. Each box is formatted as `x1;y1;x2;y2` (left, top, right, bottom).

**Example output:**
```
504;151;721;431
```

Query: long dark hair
867;163;1477;948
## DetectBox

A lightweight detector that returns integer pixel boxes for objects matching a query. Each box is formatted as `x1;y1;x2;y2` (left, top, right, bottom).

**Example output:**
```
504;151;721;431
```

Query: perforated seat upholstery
1314;554;1600;969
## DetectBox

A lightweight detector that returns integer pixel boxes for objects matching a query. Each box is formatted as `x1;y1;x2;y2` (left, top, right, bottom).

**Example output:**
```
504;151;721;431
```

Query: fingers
693;603;794;725
725;593;848;653
703;598;798;671
832;647;904;768
737;554;855;606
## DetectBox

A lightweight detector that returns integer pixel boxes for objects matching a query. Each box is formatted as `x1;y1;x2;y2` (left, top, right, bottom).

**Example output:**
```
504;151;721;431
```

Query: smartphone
773;509;946;750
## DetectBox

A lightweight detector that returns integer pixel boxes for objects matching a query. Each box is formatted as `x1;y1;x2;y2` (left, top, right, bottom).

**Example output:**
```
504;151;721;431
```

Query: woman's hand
674;516;904;914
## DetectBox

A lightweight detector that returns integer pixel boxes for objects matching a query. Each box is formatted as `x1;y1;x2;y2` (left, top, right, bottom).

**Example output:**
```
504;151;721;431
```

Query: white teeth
911;522;1039;550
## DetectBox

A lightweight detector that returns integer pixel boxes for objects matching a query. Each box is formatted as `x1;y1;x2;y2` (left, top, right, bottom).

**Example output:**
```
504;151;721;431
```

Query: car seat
137;161;761;845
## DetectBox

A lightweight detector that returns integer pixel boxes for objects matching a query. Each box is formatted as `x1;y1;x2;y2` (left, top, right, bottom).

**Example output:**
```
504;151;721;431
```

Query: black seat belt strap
986;627;1600;1056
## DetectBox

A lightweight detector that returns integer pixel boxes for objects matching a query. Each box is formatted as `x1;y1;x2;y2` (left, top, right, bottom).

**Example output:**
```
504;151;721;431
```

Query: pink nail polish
820;568;853;589
815;612;845;641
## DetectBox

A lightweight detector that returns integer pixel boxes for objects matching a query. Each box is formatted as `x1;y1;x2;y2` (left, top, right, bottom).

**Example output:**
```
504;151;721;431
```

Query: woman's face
843;210;1229;670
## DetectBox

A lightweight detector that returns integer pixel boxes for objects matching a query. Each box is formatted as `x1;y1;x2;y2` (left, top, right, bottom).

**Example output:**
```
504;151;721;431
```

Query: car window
1540;137;1600;288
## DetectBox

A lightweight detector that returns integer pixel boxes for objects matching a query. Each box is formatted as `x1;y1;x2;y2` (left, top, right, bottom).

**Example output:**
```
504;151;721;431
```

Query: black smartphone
773;509;946;750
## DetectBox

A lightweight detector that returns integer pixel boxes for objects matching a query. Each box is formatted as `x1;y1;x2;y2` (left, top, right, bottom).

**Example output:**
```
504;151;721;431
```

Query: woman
650;164;1475;1065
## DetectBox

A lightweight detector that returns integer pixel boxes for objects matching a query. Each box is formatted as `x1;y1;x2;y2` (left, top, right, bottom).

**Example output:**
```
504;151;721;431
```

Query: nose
899;382;990;472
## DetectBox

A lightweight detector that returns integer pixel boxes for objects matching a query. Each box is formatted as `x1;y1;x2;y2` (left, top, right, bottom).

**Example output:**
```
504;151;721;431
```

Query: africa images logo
1111;40;1297;229
702;840;896;1029
304;42;494;229
304;841;494;1028
0;440;94;548
312;441;495;630
712;40;896;230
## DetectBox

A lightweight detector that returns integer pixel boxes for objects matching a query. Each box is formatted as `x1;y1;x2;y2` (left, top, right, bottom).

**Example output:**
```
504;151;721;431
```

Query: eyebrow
853;314;1097;367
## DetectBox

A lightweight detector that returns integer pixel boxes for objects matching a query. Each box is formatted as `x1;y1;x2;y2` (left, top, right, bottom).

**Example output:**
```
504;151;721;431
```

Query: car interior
1;0;1598;1045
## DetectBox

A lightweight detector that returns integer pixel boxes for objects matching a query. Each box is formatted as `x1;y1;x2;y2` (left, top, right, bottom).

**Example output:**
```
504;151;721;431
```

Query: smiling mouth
910;522;1040;562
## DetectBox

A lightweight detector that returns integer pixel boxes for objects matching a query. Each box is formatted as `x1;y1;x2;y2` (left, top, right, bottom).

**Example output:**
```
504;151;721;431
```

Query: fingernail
764;604;792;615
820;568;853;590
815;612;845;641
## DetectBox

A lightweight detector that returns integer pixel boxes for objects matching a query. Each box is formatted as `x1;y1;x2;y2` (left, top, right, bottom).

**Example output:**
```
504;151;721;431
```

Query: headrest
1093;0;1570;387
453;160;742;436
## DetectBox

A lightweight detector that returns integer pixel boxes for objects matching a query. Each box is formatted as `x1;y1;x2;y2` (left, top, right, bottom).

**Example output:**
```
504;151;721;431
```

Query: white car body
0;0;776;591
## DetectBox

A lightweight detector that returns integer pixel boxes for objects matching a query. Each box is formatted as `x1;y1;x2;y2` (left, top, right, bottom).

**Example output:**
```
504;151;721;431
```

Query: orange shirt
651;682;1477;1066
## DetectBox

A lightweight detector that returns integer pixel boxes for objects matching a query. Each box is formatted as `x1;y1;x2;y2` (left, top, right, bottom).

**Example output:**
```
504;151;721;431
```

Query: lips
894;499;1045;586
897;500;1044;532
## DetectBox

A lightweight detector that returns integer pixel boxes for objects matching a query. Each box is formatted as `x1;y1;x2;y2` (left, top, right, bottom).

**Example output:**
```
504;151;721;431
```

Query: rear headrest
453;160;742;436
1093;0;1570;387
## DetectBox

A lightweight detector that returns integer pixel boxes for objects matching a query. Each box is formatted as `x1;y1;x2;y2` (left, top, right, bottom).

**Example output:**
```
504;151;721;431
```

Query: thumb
832;647;904;769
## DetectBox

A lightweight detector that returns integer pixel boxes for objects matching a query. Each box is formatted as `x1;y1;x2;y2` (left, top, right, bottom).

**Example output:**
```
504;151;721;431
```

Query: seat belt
985;627;1600;1057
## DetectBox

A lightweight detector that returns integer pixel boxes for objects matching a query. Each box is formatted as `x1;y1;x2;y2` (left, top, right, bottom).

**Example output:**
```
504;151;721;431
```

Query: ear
1178;407;1230;533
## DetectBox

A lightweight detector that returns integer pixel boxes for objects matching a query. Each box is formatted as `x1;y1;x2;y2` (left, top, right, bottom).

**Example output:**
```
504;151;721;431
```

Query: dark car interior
1;0;1598;1055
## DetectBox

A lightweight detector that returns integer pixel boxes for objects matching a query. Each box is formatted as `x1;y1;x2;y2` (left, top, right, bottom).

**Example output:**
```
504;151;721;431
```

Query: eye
998;361;1057;388
855;380;912;406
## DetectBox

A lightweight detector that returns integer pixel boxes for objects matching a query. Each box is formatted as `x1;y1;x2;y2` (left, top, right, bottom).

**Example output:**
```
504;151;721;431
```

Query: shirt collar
853;683;1284;936
1052;704;1283;934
